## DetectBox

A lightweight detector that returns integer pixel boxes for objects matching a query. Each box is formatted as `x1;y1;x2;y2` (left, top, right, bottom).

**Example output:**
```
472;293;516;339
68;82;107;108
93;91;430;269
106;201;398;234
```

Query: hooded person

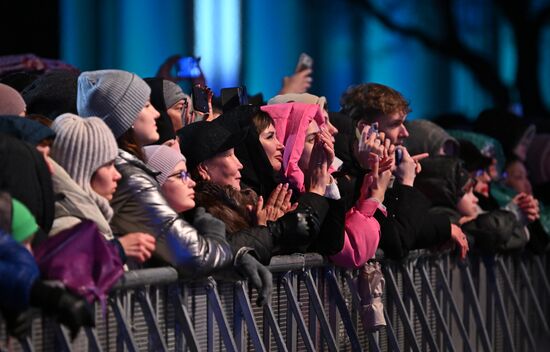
21;69;79;120
0;82;26;115
212;105;282;200
415;156;529;254
403;119;459;157
267;93;341;169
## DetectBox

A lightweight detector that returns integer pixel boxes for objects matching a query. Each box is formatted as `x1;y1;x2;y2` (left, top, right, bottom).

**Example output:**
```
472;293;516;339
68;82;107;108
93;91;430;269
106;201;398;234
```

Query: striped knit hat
77;69;151;138
50;113;118;220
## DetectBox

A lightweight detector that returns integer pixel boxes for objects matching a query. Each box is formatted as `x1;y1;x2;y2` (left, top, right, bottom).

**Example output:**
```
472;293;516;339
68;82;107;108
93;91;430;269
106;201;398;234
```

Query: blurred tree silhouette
350;0;550;119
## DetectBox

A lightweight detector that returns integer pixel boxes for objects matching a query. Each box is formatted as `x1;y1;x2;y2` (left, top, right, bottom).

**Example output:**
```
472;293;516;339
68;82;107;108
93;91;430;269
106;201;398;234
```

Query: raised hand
306;138;329;195
279;68;313;94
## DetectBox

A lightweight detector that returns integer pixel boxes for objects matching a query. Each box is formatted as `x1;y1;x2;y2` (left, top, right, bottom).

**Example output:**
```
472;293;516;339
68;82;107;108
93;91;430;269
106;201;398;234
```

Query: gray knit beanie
0;83;26;115
77;69;151;138
143;145;186;187
50;113;119;221
162;80;186;109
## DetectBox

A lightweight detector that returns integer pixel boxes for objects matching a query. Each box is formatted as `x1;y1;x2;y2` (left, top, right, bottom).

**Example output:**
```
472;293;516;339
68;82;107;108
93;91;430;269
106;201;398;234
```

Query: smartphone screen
295;53;313;72
177;57;201;79
192;85;209;113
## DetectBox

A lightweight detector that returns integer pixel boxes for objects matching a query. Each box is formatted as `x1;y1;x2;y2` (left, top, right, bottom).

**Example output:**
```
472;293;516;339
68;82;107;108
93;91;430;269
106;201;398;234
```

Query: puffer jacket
110;149;233;275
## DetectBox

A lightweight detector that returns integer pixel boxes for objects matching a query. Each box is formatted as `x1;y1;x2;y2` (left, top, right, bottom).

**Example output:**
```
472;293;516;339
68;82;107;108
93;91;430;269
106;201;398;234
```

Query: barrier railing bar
401;264;440;352
326;269;364;352
204;278;238;352
302;270;338;352
17;336;34;352
111;268;178;290
434;262;474;352
496;258;537;351
169;286;201;352
84;326;103;352
485;259;516;352
307;269;318;349
384;309;402;352
234;281;267;352
108;295;138;352
459;262;493;352
233;285;244;351
383;266;422;352
518;259;550;334
54;324;73;352
282;271;316;352
135;288;169;352
418;262;456;352
263;303;289;352
533;256;550;301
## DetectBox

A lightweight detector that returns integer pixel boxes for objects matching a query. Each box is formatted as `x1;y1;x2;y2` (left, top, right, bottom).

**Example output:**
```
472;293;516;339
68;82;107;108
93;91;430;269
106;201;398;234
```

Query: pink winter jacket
261;102;384;269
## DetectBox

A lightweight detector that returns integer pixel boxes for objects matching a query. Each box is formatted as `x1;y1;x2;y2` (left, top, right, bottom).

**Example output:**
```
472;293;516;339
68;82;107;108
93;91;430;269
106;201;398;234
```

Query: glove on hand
193;207;226;239
30;281;95;340
235;253;273;306
3;308;33;338
268;206;320;248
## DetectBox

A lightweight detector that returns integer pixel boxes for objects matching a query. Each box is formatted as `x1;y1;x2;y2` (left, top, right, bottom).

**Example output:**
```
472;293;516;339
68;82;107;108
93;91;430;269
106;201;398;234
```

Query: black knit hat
21;69;79;120
178;120;248;171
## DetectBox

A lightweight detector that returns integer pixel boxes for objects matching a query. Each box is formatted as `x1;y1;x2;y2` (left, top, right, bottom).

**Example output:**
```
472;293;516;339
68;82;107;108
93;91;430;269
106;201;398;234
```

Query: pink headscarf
261;102;326;192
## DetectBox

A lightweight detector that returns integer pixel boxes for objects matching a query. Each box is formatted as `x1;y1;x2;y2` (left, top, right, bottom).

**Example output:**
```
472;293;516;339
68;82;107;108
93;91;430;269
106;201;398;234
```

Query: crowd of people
0;54;549;339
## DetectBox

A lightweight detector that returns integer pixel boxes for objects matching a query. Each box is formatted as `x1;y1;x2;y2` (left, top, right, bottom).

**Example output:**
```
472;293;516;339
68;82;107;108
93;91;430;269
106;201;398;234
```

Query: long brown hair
117;128;144;161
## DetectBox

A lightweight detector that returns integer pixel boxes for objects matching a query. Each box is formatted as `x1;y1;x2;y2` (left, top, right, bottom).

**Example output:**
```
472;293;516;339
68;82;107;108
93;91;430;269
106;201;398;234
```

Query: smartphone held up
192;85;209;113
295;53;313;72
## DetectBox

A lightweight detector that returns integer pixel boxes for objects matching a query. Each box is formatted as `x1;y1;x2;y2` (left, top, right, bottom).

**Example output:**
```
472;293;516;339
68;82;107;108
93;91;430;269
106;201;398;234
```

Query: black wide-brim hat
177;119;248;171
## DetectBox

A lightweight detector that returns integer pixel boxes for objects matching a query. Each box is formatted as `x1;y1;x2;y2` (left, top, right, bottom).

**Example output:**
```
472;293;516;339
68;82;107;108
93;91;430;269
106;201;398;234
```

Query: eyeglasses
168;170;191;183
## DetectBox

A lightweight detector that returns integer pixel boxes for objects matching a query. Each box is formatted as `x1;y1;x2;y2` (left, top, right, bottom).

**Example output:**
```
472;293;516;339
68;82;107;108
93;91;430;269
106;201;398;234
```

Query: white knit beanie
77;69;151;138
143;145;186;187
50;113;119;221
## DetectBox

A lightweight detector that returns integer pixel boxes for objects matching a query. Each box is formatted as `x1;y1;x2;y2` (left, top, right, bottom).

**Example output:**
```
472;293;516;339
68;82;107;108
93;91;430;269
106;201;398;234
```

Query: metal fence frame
1;251;549;351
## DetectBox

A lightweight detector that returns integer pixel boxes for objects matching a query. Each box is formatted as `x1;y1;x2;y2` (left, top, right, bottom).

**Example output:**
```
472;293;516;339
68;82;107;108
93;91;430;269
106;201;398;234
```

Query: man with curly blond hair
340;83;411;145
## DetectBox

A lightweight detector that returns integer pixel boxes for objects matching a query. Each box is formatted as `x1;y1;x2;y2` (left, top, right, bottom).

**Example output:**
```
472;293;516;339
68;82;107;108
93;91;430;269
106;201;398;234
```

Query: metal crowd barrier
1;251;549;351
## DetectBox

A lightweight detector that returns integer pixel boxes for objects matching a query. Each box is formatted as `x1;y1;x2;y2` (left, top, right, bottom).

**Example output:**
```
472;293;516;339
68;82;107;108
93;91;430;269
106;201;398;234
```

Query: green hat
11;198;39;243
